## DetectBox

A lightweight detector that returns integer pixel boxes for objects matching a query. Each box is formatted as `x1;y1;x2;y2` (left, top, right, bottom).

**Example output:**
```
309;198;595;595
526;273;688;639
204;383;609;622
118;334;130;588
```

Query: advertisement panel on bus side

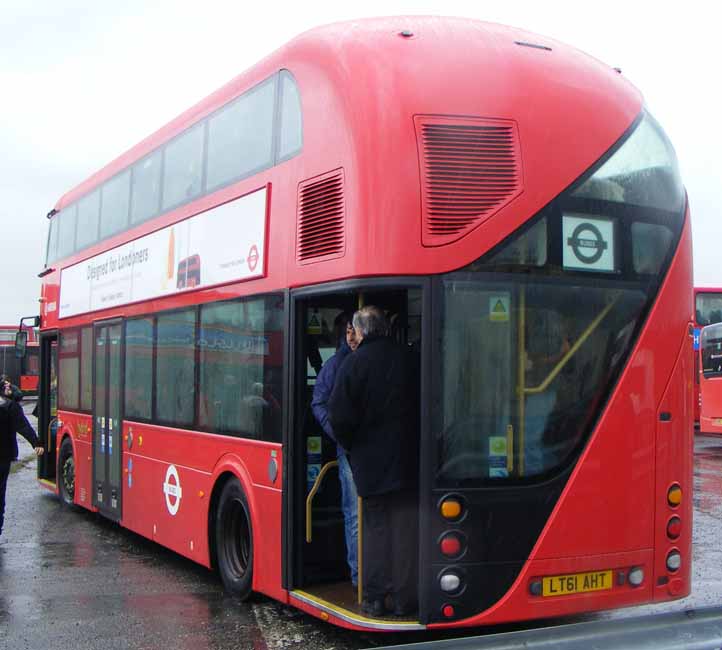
59;188;267;318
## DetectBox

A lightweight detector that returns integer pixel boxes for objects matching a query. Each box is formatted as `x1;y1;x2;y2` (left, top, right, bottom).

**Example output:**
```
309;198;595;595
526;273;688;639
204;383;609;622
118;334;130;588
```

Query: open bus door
286;282;426;628
37;332;58;485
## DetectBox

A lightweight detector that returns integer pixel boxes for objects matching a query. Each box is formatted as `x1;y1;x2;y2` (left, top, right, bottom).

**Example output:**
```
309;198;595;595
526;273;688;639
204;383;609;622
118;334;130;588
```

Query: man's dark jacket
0;397;40;462
327;335;418;498
311;340;351;445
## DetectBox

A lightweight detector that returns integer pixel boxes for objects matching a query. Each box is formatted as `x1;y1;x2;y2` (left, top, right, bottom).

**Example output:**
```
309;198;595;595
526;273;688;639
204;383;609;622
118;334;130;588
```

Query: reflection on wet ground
4;421;722;648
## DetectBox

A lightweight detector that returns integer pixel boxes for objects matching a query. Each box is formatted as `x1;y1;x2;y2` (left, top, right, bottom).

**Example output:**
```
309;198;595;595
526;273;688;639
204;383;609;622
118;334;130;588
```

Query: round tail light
667;484;682;507
440;534;462;557
667;516;682;540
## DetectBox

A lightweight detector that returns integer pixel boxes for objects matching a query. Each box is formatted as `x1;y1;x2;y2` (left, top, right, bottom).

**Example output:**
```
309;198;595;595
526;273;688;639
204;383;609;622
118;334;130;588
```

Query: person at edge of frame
311;311;360;587
0;378;44;541
0;375;23;403
328;305;419;618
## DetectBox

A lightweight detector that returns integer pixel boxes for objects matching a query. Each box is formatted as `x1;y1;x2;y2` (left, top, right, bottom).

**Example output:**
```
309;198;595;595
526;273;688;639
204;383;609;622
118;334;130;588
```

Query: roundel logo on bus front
567;222;608;265
163;464;183;516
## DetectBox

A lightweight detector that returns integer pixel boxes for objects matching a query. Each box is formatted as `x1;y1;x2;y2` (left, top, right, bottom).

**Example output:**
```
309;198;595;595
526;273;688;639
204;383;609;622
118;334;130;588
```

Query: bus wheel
58;438;75;506
215;478;253;599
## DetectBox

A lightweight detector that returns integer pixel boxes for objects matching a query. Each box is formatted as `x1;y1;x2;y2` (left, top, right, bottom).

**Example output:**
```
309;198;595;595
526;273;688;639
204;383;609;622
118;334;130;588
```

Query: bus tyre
58;437;75;507
215;478;253;600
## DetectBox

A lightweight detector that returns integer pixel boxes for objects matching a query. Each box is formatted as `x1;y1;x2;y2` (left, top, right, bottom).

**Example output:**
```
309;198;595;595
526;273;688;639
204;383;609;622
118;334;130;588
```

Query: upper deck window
206;77;276;191
45;70;302;267
279;70;303;160
131;150;163;225
163;122;205;210
696;292;722;327
56;205;77;261
75;189;100;251
572;112;684;214
45;218;58;266
100;170;131;239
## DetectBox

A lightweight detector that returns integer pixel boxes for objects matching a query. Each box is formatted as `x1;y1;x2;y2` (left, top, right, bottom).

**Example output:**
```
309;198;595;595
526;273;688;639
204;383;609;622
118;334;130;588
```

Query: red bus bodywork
36;18;692;631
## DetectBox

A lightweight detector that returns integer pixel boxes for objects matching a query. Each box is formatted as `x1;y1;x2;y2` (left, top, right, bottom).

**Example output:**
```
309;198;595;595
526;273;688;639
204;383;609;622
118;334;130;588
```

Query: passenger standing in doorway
0;379;44;540
311;312;360;586
328;306;419;618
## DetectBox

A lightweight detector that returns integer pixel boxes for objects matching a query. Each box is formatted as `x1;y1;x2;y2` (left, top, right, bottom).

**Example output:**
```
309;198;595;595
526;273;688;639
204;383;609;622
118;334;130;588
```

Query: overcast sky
1;1;719;324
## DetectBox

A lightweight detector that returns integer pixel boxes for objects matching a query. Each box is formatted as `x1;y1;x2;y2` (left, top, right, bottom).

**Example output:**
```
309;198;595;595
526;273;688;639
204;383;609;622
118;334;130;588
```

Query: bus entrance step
370;607;722;650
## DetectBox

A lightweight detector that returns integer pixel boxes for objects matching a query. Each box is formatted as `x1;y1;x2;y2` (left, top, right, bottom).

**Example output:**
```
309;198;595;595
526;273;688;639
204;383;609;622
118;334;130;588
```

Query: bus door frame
91;318;125;522
37;330;58;483
283;277;432;609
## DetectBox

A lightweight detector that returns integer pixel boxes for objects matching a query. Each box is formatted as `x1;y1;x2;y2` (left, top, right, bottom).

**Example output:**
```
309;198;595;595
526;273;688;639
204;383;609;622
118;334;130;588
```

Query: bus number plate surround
542;570;613;597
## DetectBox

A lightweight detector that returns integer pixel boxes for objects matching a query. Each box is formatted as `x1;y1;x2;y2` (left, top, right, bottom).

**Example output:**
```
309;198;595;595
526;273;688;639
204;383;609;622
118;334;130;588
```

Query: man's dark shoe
362;599;386;617
391;601;418;618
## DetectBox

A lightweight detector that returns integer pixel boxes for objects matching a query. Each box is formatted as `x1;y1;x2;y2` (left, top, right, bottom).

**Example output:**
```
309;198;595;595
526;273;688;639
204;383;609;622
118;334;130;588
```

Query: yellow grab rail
305;461;339;543
524;297;618;396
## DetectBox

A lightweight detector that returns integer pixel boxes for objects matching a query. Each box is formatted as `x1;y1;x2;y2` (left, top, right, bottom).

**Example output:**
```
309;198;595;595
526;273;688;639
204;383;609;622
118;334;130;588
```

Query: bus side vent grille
297;169;346;263
416;116;523;246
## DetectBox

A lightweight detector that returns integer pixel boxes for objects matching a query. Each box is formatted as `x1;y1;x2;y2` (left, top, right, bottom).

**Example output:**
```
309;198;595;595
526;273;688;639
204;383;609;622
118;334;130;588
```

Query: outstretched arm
11;403;43;454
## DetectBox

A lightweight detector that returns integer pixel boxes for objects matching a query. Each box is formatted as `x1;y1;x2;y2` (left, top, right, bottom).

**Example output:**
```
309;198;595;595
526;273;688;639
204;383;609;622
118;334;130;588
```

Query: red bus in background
1;325;39;394
32;18;692;631
700;322;722;435
694;287;722;425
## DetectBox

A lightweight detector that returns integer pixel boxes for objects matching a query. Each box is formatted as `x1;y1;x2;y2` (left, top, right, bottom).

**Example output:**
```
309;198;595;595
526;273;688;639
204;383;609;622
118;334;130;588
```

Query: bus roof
53;16;641;212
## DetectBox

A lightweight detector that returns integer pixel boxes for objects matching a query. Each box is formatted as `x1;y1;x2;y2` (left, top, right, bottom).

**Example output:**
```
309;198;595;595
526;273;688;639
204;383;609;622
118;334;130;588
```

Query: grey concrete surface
373;608;722;650
1;404;721;650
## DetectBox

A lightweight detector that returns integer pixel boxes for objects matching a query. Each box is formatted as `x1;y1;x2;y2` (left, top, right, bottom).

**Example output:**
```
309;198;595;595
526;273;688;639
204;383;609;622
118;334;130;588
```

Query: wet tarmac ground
2;406;721;650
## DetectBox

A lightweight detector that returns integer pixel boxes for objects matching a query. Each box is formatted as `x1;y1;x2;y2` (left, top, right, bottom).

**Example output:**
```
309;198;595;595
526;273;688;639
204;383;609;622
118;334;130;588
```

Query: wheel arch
207;455;259;578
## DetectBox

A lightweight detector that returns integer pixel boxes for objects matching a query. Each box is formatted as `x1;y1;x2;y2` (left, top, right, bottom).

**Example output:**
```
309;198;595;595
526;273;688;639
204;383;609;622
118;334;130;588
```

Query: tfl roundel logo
562;215;614;272
247;245;259;272
567;222;608;264
163;464;183;516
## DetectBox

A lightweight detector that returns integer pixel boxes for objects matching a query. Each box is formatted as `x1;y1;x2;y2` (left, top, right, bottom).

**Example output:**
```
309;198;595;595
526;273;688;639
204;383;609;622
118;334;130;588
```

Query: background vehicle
31;17;692;631
694;287;722;426
1;324;39;394
699;322;722;435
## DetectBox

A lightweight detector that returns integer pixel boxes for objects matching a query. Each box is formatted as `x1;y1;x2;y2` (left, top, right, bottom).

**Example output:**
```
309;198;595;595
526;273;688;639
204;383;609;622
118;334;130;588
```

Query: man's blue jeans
338;451;358;586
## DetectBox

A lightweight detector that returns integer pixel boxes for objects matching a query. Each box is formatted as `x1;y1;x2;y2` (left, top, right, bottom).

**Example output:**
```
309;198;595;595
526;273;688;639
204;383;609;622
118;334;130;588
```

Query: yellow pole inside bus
517;287;526;477
356;292;364;606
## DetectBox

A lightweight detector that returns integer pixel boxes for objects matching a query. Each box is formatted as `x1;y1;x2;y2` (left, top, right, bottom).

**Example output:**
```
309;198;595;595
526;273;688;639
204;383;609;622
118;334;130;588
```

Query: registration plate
542;570;613;597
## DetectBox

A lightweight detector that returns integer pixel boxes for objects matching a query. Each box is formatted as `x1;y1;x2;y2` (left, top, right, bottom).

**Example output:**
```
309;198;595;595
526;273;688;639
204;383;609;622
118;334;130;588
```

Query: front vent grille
297;169;346;263
416;116;523;246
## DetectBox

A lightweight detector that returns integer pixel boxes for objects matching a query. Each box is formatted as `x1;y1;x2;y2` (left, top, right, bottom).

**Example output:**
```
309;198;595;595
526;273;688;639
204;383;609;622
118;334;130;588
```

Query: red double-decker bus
1;325;40;394
699;322;722;435
694;287;722;426
32;18;692;631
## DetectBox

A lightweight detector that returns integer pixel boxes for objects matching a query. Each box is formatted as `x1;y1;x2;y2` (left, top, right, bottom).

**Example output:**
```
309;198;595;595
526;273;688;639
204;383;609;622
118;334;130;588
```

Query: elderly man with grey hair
328;305;419;618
